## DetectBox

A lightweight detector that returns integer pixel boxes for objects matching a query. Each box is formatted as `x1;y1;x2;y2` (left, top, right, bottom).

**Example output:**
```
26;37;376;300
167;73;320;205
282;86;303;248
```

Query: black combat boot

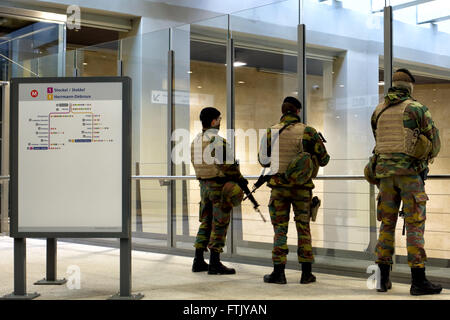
410;267;442;296
300;262;316;284
377;264;392;292
263;264;287;284
208;251;236;275
192;248;209;272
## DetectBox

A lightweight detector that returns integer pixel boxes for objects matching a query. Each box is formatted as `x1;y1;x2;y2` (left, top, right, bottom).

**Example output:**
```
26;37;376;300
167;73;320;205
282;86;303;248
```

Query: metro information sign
10;77;131;238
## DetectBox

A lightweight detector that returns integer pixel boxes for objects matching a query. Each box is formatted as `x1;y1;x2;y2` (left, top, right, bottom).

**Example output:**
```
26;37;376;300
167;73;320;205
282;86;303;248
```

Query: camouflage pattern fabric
194;180;243;253
268;187;314;265
284;152;314;186
364;154;379;185
371;87;440;178
375;175;428;268
259;113;330;189
221;181;244;211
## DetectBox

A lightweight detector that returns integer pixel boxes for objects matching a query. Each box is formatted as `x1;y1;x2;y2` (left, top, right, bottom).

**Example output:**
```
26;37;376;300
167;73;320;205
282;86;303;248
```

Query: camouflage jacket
371;87;440;178
202;128;243;180
259;113;330;189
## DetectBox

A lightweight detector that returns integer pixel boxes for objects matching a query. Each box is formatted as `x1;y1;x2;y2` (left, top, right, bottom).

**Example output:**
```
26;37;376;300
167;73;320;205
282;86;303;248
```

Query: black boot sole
208;265;236;275
300;274;316;284
263;275;287;284
208;269;236;275
410;288;442;296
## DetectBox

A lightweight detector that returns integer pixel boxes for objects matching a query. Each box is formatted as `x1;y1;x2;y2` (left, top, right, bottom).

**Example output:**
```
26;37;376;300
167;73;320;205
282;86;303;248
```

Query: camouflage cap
284;152;314;186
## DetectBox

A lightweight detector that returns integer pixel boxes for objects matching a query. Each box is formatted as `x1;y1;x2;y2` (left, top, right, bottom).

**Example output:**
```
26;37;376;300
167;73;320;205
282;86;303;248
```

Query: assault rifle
243;168;272;203
318;132;327;143
236;177;267;223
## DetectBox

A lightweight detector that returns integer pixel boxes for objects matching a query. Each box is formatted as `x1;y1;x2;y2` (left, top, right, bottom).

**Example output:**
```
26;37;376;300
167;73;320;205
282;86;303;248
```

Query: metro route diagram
26;102;113;151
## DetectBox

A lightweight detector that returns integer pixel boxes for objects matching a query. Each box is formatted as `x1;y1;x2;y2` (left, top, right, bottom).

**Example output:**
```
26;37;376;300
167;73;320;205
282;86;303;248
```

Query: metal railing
2;174;450;259
130;174;450;181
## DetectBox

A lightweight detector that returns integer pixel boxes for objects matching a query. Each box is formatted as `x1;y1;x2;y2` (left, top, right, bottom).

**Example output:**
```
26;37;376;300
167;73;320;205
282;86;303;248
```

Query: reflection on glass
65;50;76;76
0;22;63;78
76;40;119;76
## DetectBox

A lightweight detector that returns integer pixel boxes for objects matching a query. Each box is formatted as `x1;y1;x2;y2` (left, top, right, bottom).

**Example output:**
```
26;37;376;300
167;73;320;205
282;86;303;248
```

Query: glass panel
393;2;450;269
230;0;299;259
75;40;119;76
304;0;383;262
0;22;63;79
172;15;229;251
121;29;169;245
65;49;76;76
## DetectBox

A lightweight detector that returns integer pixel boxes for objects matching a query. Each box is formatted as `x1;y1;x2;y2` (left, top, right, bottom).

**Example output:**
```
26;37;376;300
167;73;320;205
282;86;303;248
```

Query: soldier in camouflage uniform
259;97;329;284
190;107;244;275
371;69;442;295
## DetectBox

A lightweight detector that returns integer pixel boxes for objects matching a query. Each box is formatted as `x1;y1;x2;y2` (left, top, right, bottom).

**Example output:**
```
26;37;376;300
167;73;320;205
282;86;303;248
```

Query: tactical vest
269;122;306;174
190;131;225;179
374;99;421;158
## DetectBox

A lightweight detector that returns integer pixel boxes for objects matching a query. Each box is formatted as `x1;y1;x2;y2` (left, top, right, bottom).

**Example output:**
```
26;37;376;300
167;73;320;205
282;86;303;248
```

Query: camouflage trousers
375;175;428;268
194;180;243;253
268;187;314;265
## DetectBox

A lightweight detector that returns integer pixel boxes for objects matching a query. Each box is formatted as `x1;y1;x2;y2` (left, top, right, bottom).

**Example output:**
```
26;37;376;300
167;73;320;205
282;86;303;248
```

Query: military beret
283;96;302;110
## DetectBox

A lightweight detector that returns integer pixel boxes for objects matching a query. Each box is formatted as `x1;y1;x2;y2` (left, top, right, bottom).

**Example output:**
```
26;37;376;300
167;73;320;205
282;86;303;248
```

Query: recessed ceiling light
238;81;245;84
378;81;385;86
187;71;193;74
83;62;88;65
339;84;344;88
197;86;202;89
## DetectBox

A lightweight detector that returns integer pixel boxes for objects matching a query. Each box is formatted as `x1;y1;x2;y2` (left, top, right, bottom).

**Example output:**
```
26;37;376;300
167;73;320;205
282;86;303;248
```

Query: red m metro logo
30;90;38;98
